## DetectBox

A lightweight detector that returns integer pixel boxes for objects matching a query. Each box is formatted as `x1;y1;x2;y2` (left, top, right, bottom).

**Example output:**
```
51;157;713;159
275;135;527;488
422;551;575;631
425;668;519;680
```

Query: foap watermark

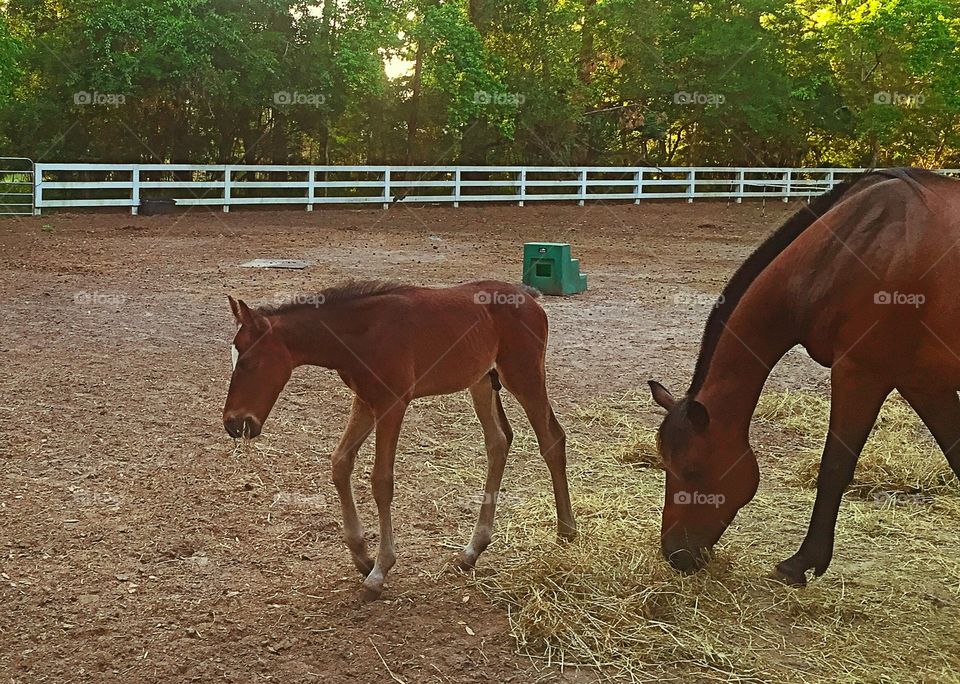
672;290;725;309
272;492;327;508
674;91;725;106
69;486;121;507
474;290;526;307
74;90;126;107
874;290;925;308
461;491;520;507
872;491;931;507
269;292;326;308
74;291;126;307
273;90;326;107
474;91;526;106
874;91;925;108
673;491;726;508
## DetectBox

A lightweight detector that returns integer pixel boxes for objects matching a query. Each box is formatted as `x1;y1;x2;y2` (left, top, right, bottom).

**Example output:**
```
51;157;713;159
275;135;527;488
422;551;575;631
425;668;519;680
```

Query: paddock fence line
27;164;960;215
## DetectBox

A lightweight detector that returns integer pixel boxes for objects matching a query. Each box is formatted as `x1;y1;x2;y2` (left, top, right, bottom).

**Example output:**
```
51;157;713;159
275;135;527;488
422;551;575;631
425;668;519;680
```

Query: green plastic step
522;242;588;296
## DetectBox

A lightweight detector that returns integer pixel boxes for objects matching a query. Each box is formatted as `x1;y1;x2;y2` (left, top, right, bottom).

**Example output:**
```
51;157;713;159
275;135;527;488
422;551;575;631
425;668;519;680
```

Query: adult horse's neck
268;305;358;370
693;279;797;434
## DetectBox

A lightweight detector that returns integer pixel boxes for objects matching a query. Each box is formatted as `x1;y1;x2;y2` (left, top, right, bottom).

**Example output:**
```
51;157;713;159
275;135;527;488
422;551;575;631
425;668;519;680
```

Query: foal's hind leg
331;396;375;576
459;374;513;570
897;387;960;479
361;402;407;600
497;363;576;541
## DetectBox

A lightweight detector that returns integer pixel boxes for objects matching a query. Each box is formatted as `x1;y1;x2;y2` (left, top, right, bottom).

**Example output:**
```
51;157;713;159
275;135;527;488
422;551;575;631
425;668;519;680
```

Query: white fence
29;164;960;215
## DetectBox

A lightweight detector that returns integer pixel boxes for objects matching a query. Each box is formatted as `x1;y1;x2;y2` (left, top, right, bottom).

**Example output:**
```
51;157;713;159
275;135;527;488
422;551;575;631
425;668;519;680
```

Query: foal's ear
686;400;710;432
648;380;676;410
228;296;269;332
228;295;242;325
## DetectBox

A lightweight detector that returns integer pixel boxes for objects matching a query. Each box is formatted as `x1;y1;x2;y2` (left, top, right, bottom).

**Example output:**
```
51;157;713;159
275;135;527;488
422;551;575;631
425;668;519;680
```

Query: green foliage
0;0;957;165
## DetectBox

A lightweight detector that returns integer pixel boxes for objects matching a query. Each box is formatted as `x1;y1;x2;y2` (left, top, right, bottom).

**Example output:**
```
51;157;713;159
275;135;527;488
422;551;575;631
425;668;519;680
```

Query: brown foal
222;280;576;599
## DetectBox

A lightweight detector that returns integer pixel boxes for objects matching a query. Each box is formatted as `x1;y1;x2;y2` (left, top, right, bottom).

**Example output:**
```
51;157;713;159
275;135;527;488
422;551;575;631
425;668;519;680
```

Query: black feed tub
139;198;177;216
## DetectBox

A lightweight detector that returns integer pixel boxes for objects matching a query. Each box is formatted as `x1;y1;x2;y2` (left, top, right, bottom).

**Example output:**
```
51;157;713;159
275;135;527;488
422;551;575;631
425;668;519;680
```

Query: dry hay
421;391;960;682
755;390;959;498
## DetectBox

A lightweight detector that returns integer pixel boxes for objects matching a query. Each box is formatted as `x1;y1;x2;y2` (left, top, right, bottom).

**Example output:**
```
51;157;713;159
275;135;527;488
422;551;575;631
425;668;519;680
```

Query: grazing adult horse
649;168;960;585
222;280;576;599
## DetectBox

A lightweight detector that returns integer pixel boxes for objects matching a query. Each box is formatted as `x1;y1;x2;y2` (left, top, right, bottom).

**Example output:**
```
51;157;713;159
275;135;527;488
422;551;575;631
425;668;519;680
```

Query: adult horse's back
649;168;960;584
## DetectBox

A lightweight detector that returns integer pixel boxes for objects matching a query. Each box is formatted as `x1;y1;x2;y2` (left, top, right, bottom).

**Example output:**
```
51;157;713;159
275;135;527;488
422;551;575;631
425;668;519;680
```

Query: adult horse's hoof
770;563;808;587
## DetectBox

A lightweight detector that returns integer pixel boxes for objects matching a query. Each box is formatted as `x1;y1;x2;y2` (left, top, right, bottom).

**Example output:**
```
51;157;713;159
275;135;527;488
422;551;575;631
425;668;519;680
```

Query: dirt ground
0;200;947;682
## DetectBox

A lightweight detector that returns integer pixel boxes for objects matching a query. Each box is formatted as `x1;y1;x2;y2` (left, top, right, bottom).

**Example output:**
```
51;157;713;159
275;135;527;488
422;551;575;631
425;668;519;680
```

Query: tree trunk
406;36;426;164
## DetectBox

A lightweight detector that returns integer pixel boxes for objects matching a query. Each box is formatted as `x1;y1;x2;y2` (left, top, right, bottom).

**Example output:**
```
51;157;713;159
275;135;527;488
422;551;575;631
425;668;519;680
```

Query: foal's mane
686;169;927;395
257;280;411;314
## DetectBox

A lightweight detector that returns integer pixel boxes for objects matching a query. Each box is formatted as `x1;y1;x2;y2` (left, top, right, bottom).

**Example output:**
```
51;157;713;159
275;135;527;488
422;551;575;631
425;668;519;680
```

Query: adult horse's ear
648;380;676;410
686;400;710;432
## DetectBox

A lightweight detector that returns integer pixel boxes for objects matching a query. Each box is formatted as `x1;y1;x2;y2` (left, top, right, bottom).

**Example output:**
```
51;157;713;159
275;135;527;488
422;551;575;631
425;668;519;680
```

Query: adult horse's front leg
774;366;891;585
361;402;407;600
331;396;375;576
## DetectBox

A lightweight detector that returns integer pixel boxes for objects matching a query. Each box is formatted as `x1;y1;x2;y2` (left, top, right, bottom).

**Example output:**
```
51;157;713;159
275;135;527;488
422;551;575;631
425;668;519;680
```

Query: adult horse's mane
687;167;936;395
258;280;411;314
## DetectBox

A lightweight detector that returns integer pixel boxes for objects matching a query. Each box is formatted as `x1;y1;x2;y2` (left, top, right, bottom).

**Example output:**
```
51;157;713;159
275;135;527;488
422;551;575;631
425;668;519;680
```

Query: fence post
578;169;587;206
518;168;526;207
382;168;391;209
827;169;835;190
131;166;140;215
736;169;745;204
33;164;42;215
223;168;231;213
307;168;315;211
687;169;695;203
634;168;644;204
453;168;461;208
783;169;791;202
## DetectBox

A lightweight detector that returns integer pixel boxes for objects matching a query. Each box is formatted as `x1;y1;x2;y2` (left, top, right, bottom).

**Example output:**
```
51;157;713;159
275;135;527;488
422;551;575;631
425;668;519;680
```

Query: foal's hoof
359;585;383;602
769;563;808;587
456;552;478;572
557;527;578;544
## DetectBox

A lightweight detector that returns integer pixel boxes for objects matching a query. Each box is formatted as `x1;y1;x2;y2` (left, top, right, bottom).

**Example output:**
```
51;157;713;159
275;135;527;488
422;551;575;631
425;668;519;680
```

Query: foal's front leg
361;403;407;600
331;396;375;576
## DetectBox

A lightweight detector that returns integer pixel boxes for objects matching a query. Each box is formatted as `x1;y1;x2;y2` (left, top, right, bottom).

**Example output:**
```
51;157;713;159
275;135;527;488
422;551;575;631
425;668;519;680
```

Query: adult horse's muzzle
224;415;262;439
662;533;713;573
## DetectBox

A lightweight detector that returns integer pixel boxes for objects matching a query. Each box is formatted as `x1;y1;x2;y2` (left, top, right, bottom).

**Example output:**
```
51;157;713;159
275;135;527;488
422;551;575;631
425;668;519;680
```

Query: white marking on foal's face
231;324;242;370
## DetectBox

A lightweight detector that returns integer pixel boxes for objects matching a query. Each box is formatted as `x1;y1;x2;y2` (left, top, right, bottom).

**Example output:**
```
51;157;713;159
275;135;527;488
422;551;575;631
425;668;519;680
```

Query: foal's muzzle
224;415;262;439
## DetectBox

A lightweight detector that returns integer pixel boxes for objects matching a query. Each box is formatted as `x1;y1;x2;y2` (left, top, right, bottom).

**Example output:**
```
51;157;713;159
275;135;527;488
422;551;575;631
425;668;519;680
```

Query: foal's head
648;381;760;572
222;296;294;439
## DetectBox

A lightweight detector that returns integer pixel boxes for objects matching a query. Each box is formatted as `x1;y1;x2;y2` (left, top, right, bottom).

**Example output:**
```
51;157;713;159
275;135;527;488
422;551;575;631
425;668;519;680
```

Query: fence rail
26;164;960;215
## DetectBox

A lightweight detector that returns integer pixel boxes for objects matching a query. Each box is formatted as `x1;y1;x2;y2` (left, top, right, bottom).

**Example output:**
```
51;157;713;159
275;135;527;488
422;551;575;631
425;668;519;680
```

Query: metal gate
0;157;35;216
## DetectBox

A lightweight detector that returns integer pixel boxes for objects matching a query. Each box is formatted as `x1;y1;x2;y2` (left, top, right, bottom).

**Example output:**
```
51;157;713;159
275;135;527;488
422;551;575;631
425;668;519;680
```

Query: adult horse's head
648;380;760;573
222;296;293;439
